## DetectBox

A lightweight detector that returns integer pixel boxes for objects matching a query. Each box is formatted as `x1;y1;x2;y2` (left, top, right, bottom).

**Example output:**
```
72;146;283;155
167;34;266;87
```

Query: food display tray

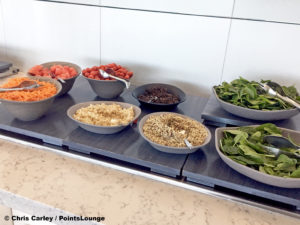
201;95;264;127
201;94;300;129
182;123;300;211
0;76;208;177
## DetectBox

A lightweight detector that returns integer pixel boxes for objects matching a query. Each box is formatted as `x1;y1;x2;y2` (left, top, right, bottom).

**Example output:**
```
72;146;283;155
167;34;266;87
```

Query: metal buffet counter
0;76;299;224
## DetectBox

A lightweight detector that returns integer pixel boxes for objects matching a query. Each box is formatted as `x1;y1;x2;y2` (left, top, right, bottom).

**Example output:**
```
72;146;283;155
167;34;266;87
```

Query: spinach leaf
214;77;300;110
220;124;300;179
291;167;300;178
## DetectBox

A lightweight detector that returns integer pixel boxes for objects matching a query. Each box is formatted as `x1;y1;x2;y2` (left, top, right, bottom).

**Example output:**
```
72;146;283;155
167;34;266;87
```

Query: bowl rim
132;83;187;106
138;111;211;150
81;74;122;82
212;87;299;113
0;76;62;104
27;61;82;81
81;73;132;83
67;101;141;128
215;125;300;182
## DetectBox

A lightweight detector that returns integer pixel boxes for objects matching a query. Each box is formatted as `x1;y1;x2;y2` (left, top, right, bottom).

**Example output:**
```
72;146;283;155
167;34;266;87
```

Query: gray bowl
213;88;299;121
67;101;141;134
29;61;81;96
215;126;300;188
83;76;126;99
0;76;62;121
139;112;211;154
132;83;186;110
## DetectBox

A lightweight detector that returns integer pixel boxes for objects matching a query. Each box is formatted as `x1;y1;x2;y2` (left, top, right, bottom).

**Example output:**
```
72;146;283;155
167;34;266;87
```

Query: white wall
0;0;101;70
100;8;230;95
234;0;300;24
0;0;300;96
0;0;6;60
222;20;300;87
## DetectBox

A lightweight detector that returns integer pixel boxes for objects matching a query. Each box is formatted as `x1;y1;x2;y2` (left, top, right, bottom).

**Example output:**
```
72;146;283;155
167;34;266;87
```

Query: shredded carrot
0;77;57;102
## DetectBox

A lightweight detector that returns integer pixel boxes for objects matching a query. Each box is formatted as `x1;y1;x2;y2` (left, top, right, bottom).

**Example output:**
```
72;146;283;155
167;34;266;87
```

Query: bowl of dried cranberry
132;83;186;110
28;61;81;96
82;63;133;99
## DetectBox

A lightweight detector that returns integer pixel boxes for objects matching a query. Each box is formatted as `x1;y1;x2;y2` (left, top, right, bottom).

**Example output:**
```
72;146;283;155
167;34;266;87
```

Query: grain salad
142;113;208;147
73;103;134;126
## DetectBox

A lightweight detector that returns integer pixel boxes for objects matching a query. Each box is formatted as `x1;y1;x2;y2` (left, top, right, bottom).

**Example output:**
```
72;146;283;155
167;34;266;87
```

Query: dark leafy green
214;77;300;110
220;123;300;178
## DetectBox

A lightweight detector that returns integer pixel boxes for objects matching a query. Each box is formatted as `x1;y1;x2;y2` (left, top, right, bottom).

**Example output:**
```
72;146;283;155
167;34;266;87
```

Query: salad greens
214;77;300;110
220;123;300;178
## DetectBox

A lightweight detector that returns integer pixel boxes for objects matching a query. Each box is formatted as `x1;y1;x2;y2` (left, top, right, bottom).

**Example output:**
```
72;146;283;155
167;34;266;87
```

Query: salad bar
0;74;208;177
0;62;300;213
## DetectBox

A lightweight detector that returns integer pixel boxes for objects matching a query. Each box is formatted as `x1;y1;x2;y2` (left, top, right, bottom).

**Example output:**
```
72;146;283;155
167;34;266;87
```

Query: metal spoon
184;139;193;149
177;130;193;149
264;135;300;149
99;69;130;89
262;135;300;159
0;80;41;92
260;145;300;159
164;129;193;149
147;96;158;103
258;82;300;109
49;72;66;84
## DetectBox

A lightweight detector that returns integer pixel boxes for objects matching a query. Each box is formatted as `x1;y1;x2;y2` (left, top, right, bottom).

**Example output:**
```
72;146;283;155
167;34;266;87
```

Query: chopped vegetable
214;77;300;110
29;64;78;80
82;63;133;81
220;123;300;178
0;77;57;101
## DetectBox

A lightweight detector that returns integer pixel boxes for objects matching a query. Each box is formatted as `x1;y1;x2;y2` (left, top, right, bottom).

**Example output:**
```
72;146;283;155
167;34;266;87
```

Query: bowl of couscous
139;112;211;154
67;101;141;134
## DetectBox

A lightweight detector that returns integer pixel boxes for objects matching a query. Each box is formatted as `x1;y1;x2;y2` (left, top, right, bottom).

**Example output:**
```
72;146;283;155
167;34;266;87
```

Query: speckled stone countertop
0;137;299;225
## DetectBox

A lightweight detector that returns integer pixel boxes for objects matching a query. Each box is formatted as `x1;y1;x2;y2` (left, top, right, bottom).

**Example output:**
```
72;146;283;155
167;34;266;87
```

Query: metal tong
262;135;300;159
258;82;300;109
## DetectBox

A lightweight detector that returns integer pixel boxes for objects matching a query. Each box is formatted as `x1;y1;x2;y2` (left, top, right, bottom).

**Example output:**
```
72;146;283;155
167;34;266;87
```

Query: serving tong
262;135;300;159
0;80;41;92
258;82;300;109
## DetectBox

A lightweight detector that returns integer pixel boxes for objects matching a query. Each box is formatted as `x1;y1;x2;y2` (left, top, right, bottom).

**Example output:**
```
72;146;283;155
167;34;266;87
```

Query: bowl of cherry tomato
82;63;133;99
28;61;81;96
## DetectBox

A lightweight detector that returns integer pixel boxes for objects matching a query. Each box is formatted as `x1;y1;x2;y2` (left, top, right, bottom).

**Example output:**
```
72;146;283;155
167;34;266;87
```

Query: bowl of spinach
213;77;300;121
215;123;300;188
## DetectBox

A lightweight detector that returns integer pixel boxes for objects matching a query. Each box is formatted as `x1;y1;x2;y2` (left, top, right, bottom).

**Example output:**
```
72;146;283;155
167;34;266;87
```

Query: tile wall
0;0;299;96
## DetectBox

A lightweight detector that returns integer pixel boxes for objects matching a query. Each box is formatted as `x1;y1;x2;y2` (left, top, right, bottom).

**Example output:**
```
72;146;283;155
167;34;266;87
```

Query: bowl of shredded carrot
0;76;62;121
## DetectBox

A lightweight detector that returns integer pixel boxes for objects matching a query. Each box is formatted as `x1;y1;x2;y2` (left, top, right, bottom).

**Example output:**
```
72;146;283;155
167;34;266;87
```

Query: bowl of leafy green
213;77;300;121
215;123;300;188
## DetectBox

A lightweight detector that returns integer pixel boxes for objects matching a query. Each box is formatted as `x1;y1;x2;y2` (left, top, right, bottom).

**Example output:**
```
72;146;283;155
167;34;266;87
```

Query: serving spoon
184;139;193;149
261;135;300;159
49;72;66;84
0;80;41;92
99;69;130;89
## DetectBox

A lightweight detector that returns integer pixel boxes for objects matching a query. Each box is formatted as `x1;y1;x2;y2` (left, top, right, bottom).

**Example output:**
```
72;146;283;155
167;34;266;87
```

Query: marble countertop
0;137;299;225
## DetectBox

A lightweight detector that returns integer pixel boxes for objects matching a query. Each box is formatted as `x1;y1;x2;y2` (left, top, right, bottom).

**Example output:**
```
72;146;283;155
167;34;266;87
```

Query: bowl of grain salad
0;76;62;121
139;112;211;154
67;101;141;134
